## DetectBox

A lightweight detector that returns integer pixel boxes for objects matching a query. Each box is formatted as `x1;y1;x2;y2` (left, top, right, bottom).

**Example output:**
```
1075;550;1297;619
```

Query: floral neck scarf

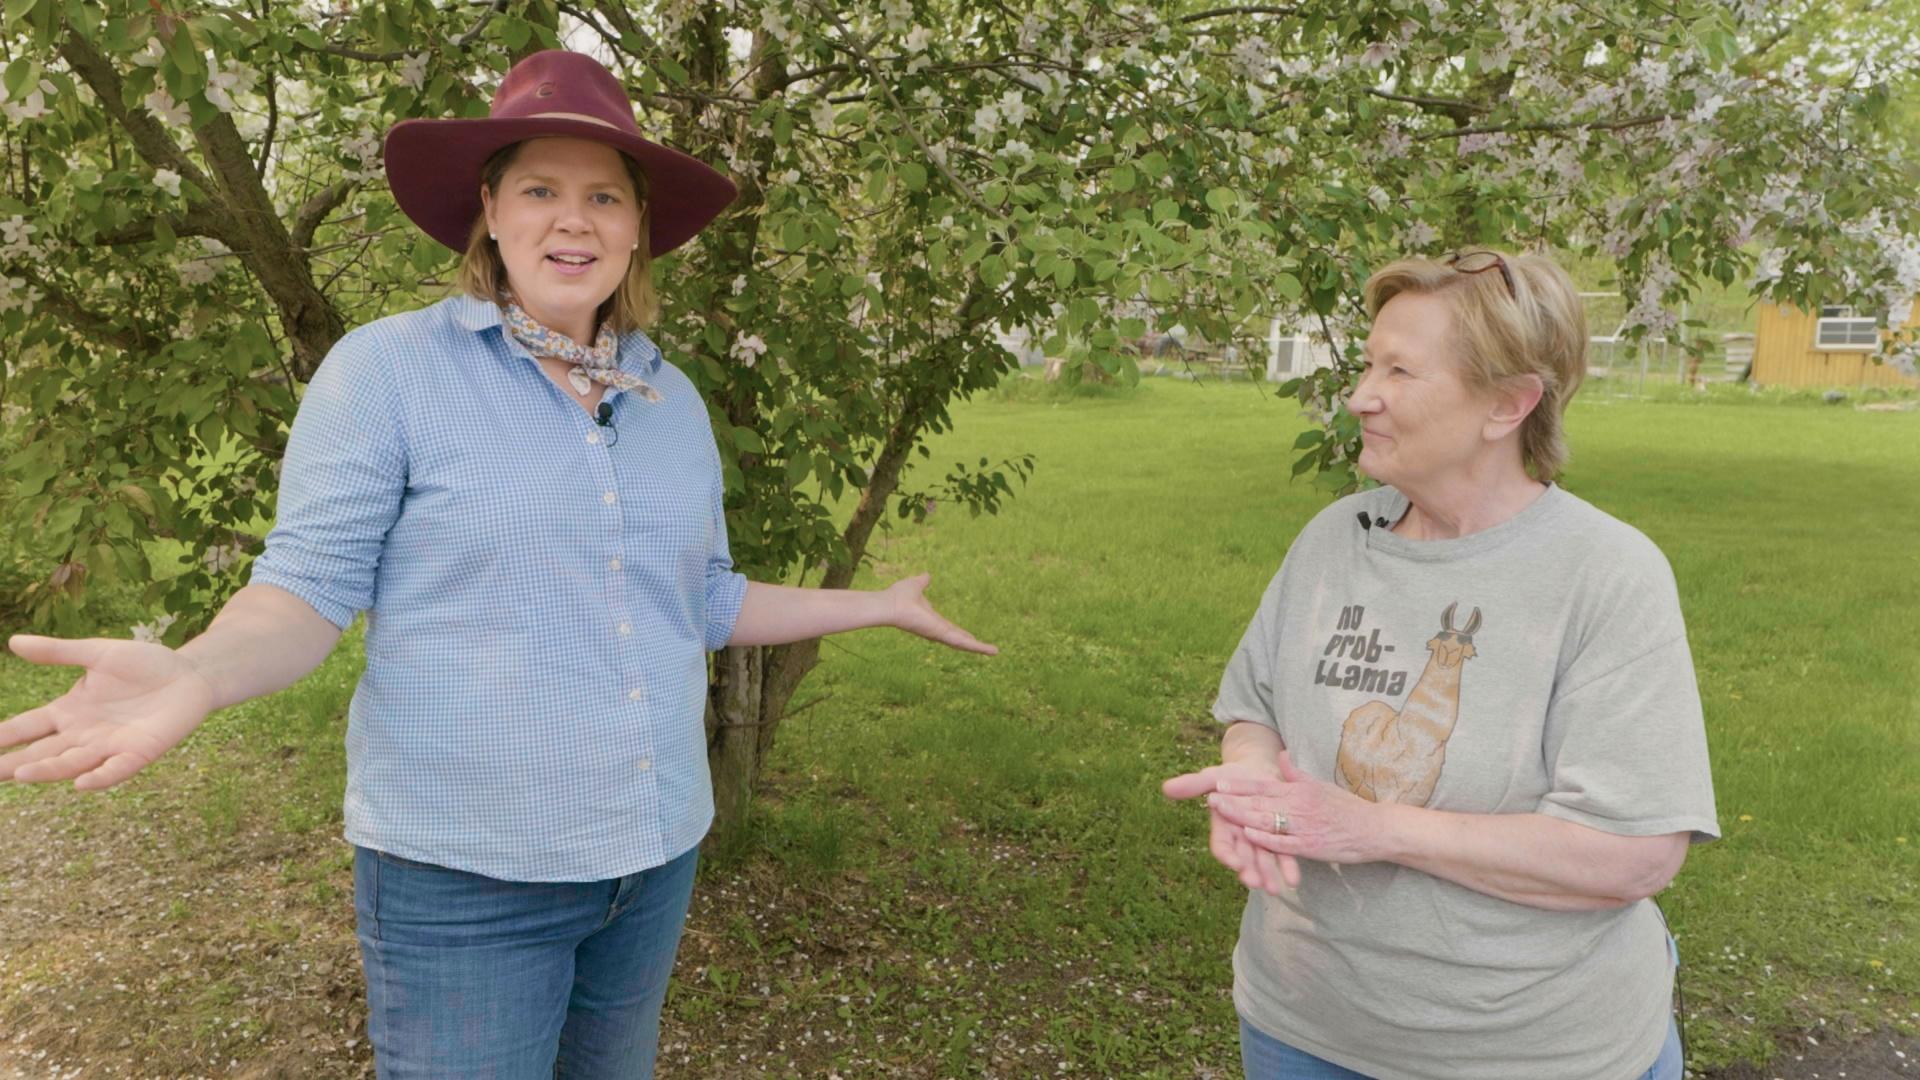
500;299;662;403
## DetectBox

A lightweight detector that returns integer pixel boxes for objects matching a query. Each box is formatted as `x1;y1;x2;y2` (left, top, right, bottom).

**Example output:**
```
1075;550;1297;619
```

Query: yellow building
1751;301;1920;388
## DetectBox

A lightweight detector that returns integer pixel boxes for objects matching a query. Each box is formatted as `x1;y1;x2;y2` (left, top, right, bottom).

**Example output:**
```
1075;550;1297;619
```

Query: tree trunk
705;642;769;843
701;389;936;845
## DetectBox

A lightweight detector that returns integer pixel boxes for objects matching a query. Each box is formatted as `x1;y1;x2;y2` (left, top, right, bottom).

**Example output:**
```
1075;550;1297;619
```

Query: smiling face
479;137;643;344
1346;290;1499;490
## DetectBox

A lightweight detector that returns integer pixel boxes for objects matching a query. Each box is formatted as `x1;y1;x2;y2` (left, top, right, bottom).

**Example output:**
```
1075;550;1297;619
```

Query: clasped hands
1161;751;1386;895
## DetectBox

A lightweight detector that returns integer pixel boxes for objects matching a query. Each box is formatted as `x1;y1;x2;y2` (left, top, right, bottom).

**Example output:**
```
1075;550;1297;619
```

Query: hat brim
384;116;738;257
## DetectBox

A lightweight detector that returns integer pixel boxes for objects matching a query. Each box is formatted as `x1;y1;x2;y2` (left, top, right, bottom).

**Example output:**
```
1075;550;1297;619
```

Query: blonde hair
456;140;660;332
1361;250;1587;482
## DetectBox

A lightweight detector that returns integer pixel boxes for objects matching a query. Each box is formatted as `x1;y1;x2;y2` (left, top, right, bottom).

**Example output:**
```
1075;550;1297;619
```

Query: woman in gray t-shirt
1163;250;1718;1080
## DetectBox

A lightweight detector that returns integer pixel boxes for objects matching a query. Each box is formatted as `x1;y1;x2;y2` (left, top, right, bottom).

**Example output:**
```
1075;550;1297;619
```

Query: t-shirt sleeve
249;331;407;630
1212;569;1287;732
1538;627;1721;842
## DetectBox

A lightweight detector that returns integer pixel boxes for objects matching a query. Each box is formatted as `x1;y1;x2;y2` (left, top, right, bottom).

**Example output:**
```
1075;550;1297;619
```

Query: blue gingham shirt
251;294;747;882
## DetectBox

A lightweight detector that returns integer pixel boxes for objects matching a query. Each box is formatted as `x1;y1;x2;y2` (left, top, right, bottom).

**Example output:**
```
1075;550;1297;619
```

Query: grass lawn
1;377;1915;1077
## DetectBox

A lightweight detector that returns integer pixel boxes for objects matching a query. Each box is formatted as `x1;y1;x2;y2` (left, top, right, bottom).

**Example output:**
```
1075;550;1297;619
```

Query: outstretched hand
1162;757;1302;893
1202;751;1385;873
0;634;216;791
883;573;998;656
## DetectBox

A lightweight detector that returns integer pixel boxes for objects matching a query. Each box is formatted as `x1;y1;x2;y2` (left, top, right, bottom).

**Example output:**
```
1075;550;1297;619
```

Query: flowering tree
3;0;1916;836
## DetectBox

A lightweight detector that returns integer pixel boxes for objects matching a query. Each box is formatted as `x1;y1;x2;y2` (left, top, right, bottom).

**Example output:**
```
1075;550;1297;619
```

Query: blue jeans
1239;1011;1684;1079
353;844;699;1079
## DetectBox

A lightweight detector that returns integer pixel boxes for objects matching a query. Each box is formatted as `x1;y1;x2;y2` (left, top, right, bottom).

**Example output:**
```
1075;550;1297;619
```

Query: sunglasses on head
1446;250;1517;299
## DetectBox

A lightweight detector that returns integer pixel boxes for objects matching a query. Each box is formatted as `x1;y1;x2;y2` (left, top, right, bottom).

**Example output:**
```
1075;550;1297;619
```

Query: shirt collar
448;293;662;376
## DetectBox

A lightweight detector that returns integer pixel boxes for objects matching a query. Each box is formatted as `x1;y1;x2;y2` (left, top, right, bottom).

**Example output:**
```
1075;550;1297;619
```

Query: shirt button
617;622;632;636
635;758;652;772
628;688;644;702
608;557;622;571
586;432;600;445
602;491;617;505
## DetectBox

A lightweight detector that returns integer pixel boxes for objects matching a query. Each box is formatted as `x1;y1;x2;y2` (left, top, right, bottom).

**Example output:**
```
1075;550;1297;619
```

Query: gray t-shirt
1213;484;1719;1080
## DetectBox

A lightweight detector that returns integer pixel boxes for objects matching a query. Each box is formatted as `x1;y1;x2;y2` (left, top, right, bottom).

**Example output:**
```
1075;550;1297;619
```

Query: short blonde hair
1362;250;1587;482
456;141;660;333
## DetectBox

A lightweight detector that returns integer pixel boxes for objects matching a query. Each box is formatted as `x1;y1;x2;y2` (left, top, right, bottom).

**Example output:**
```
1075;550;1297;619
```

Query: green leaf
1292;429;1325;449
3;0;37;26
1204;186;1236;214
732;427;766;454
2;59;37;99
44;498;84;538
1151;198;1179;224
900;161;927;192
1110;165;1136;193
497;15;531;51
1274;272;1303;300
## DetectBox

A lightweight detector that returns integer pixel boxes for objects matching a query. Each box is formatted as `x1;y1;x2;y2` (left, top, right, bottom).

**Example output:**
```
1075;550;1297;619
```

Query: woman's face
1347;291;1497;490
480;137;642;342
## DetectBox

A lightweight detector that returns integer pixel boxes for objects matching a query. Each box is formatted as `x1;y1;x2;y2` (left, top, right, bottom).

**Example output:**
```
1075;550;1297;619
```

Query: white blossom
810;98;835;134
760;6;799;50
730;332;768;367
1357;41;1397;69
1400;220;1439;250
340;129;383;182
143;88;190;128
0;215;36;259
153;168;183;198
202;544;243;574
204;59;258;114
0;274;44;315
1231;36;1271;80
399;52;429;91
731;274;748;295
177;239;228;287
0;80;52;123
131;37;166;68
970;103;999;140
131;613;180;643
904;25;933;54
1688;91;1727;124
997;89;1030;128
1632;57;1672;95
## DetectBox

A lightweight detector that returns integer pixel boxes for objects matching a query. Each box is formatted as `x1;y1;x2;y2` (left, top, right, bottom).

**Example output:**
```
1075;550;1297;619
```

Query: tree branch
16;275;146;354
1365;88;1484;124
1179;5;1301;22
293;180;359;250
91;205;226;246
812;1;1001;220
57;32;219;211
1415;112;1675;141
295;0;506;63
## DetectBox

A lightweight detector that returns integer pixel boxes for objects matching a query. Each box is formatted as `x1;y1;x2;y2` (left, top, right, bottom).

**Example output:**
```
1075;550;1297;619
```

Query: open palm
0;635;217;790
884;573;998;656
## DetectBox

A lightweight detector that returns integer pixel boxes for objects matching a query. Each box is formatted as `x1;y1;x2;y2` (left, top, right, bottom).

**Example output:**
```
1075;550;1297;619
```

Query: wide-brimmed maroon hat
384;50;736;256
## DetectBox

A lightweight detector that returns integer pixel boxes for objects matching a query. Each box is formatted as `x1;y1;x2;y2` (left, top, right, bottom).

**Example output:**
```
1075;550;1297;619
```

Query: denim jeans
353;844;699;1079
1239;1011;1684;1079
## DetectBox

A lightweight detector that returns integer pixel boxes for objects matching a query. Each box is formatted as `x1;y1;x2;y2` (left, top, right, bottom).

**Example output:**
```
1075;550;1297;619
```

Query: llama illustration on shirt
1334;603;1481;807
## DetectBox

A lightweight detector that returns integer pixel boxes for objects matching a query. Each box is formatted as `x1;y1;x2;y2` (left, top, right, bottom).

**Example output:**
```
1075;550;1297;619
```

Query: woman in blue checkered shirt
0;51;993;1077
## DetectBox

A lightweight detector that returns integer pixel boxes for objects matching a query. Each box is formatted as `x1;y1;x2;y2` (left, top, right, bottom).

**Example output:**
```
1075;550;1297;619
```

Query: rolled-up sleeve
250;332;407;630
702;447;748;651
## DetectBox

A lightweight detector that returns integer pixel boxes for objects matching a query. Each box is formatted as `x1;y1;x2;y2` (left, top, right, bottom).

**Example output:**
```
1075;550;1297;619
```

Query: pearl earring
489;232;497;240
631;242;639;250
